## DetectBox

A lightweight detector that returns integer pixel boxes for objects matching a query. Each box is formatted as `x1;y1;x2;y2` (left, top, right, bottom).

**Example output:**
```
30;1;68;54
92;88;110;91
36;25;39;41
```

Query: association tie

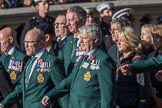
25;57;36;84
71;38;79;59
4;54;11;71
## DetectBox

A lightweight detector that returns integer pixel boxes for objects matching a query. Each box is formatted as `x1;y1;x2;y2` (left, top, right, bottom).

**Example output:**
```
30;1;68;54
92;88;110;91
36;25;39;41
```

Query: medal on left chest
37;73;45;83
90;59;100;70
36;59;50;83
8;57;23;80
84;71;91;81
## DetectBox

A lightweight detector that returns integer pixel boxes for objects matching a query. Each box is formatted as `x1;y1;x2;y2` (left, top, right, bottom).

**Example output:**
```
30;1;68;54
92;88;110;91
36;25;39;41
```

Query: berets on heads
35;23;54;35
96;2;114;13
112;8;134;26
140;14;151;24
34;0;49;3
112;8;134;20
84;8;94;14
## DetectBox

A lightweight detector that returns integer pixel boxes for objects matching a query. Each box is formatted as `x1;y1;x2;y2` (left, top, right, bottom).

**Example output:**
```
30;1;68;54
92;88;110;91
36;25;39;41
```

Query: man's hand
120;64;131;75
42;96;51;106
155;70;162;82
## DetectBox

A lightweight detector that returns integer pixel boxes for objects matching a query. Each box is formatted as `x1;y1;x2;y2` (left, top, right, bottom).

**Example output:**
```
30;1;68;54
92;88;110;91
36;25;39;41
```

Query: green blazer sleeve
46;75;72;101
131;55;162;73
57;49;64;62
99;57;115;108
50;58;66;85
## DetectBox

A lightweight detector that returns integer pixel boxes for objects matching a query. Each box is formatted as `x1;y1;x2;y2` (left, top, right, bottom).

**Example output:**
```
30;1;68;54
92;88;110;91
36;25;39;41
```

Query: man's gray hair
67;6;87;21
79;24;102;39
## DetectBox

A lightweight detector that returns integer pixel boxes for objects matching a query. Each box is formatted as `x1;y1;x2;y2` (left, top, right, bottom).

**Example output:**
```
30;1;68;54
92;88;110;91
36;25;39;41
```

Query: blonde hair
118;26;142;52
141;24;156;43
152;24;162;37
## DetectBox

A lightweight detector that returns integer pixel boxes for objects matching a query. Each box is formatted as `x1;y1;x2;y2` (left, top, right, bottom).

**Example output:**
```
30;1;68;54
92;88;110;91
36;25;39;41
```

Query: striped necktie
25;57;36;84
71;38;78;59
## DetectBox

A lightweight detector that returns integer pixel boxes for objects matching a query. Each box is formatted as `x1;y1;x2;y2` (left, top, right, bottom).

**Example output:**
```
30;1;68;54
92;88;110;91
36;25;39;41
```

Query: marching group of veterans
0;0;162;108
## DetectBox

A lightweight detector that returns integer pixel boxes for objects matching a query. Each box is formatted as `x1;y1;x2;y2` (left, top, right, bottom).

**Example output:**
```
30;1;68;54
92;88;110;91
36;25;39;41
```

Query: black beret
36;23;54;35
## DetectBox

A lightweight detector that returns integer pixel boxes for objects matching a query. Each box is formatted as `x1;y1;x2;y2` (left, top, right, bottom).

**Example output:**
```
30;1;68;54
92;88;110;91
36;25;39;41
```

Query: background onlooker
3;0;23;8
20;0;54;52
0;0;4;9
23;0;33;7
140;24;155;57
54;14;70;49
84;8;95;25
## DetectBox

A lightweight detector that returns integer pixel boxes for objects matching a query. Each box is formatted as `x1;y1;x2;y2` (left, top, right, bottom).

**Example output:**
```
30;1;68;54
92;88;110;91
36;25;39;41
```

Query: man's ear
39;39;45;47
45;34;50;42
9;37;14;43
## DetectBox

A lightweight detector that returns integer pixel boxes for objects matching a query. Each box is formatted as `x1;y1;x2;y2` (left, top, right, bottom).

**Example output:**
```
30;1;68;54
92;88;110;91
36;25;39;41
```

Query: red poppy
88;55;94;61
37;59;43;64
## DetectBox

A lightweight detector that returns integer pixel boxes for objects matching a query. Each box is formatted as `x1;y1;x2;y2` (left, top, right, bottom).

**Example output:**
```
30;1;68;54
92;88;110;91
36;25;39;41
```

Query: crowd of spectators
0;0;112;9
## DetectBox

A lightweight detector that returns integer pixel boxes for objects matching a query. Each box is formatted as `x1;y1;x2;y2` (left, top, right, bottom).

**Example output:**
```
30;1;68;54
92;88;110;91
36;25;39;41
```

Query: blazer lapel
71;48;101;88
25;51;48;88
71;55;92;88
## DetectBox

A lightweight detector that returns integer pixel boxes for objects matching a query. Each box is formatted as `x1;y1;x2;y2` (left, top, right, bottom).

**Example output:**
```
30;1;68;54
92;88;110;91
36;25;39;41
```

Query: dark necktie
71;38;79;59
4;54;11;71
25;57;36;84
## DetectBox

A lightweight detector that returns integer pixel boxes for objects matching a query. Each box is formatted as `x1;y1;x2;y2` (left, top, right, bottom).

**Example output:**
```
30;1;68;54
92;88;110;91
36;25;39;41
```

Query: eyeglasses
54;23;66;26
24;40;40;44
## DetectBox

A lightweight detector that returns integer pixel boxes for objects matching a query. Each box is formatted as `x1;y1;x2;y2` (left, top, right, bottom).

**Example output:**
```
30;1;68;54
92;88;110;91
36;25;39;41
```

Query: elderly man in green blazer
57;6;87;77
0;27;26;87
56;6;87;108
0;27;27;108
0;28;64;108
42;24;116;108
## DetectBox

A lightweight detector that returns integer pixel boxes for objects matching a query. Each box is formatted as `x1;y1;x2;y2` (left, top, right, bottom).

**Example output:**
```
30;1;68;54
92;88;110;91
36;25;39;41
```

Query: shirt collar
7;46;15;55
34;48;46;59
86;49;95;56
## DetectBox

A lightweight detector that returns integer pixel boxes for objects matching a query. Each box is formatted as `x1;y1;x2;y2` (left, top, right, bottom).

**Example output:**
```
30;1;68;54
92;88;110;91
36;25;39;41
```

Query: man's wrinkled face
110;22;121;43
66;12;80;33
54;15;68;37
0;34;13;53
24;32;42;56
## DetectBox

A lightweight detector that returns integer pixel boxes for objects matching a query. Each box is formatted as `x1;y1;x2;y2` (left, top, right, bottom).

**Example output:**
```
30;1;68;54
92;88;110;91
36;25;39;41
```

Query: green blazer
57;34;78;108
47;46;116;108
1;50;65;108
130;54;162;73
57;34;77;76
0;47;26;86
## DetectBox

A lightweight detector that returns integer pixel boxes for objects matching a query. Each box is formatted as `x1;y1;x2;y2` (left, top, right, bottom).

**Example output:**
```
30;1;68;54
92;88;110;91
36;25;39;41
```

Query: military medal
82;62;89;68
37;68;40;72
90;60;96;70
8;60;23;71
10;71;16;80
37;74;45;83
84;71;91;81
90;60;100;70
90;64;95;70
